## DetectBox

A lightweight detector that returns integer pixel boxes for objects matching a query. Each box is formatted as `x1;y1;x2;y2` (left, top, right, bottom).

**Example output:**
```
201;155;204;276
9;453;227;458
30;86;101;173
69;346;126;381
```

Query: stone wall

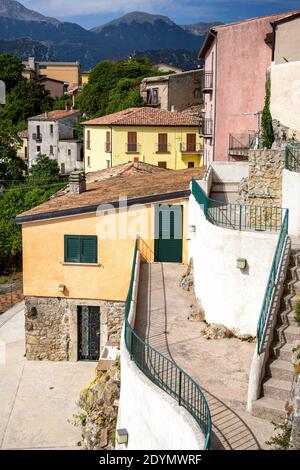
25;296;125;361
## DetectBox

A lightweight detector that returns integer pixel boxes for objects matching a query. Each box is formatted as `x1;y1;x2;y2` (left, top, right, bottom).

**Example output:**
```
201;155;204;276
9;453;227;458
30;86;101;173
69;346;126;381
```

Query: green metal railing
285;146;300;172
256;209;289;354
192;178;283;232
124;239;212;449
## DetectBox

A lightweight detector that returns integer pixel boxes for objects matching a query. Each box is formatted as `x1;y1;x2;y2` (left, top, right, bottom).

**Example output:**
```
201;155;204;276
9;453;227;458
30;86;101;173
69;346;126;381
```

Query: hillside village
0;2;300;456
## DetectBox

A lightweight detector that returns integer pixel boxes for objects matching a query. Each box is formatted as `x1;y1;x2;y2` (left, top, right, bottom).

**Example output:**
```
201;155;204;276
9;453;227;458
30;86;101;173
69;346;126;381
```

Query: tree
0;53;24;93
261;79;275;149
0;80;53;127
30;154;60;182
79;58;167;117
0;120;25;181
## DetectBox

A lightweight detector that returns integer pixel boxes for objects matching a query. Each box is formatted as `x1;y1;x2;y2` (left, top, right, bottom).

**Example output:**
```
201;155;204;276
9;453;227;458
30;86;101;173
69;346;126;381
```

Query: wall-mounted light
116;428;128;445
58;283;65;293
236;258;247;270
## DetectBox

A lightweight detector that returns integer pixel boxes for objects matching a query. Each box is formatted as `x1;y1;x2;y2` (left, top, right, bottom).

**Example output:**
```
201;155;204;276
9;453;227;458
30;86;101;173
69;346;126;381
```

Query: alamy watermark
0;80;6;105
95;196;183;240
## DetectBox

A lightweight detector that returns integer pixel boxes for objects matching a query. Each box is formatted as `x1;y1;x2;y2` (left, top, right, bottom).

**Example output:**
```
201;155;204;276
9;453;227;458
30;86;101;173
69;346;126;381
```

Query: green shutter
80;236;97;263
64;235;97;263
64;236;80;262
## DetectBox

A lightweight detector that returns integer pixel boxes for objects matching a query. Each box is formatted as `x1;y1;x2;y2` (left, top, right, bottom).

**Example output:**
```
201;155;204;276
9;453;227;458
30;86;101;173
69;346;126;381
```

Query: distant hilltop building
22;57;81;98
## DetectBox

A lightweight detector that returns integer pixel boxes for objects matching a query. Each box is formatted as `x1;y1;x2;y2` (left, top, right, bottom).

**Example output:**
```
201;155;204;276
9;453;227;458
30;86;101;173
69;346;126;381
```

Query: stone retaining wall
25;296;125;361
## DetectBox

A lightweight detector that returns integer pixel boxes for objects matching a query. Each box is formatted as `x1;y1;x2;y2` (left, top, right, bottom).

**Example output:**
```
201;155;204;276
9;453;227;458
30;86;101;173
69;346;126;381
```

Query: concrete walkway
135;263;275;450
0;302;95;449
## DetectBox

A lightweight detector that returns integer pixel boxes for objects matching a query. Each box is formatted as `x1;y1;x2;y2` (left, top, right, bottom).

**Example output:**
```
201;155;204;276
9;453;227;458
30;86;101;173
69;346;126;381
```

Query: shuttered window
64;235;97;263
127;132;137;152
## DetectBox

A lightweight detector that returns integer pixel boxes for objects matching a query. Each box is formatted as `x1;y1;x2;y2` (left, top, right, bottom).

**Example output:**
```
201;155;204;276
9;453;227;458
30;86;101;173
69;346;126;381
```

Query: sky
21;0;300;29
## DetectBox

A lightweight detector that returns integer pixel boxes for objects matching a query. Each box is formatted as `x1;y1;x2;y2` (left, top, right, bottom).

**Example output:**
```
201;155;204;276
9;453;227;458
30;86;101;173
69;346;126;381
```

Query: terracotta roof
28;109;80;122
18;130;28;139
16;166;206;223
82;107;200;127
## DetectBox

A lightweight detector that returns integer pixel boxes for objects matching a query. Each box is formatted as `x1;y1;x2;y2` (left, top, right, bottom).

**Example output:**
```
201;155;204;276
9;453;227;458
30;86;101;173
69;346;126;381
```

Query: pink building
199;9;300;163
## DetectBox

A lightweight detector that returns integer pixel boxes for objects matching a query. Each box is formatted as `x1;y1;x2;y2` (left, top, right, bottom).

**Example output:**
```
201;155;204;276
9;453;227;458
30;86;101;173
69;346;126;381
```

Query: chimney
28;57;35;71
69;171;86;195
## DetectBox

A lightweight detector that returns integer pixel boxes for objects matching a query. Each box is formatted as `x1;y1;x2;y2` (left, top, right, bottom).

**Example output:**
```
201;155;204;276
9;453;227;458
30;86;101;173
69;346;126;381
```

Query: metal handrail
285;146;300;172
256;209;289;353
124;238;212;449
192;178;284;232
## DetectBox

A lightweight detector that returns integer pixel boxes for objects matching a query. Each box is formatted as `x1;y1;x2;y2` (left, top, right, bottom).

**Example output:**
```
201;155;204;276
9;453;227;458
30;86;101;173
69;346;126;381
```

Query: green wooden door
154;205;183;262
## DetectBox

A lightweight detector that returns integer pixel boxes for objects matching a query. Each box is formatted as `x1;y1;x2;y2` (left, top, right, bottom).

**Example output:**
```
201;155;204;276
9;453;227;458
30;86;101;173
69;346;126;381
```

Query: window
49;145;53;155
50;124;53;135
158;133;168;153
105;131;111;152
106;160;111;168
64;235;97;264
61;163;65;174
24;147;28;160
188;162;195;168
36;146;41;153
86;130;91;150
127;132;137;152
87;156;91;167
158;161;167;169
36;125;40;136
186;134;196;152
68;149;71;156
147;88;159;105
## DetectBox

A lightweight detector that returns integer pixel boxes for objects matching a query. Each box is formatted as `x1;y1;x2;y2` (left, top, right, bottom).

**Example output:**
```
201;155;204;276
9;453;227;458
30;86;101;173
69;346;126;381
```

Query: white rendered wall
188;193;278;335
282;169;300;238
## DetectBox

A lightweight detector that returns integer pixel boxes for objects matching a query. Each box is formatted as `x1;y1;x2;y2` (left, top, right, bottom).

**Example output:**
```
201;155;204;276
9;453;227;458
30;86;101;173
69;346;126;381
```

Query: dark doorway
78;306;100;360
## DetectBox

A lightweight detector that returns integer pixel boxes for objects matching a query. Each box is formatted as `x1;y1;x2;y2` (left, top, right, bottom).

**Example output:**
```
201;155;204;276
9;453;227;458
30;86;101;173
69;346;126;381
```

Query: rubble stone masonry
25;296;125;361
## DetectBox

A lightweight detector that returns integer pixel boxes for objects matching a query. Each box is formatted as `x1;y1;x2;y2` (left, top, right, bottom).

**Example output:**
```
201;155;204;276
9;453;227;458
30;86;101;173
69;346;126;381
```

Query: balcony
104;142;111;153
156;143;171;153
180;142;203;154
200;118;213;137
32;133;42;143
126;143;141;154
202;72;213;93
228;133;257;159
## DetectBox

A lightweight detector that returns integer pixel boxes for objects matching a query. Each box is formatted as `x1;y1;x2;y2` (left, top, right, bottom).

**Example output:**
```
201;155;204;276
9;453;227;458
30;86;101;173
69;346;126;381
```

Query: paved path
0;303;95;449
135;262;275;450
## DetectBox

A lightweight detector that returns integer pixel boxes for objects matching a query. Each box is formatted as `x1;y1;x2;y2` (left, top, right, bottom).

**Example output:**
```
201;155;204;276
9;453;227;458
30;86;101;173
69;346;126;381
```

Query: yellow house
81;71;90;86
82;107;203;172
22;58;80;92
15;164;205;362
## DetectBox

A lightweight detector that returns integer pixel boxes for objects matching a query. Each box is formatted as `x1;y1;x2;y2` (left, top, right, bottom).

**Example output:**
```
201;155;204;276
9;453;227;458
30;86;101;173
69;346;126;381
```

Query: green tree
1;80;53;126
0;53;24;93
0;120;25;181
30;154;60;183
79;58;166;118
261;79;274;149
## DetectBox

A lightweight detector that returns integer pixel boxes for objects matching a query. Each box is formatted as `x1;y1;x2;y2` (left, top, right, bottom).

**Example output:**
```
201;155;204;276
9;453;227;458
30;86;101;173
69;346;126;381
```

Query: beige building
17;130;28;163
23;57;81;94
270;12;300;136
140;69;203;114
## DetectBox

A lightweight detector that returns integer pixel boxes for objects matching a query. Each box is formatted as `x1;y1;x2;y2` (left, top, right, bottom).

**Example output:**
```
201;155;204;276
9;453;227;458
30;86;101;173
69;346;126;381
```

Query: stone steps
272;342;293;361
281;325;300;343
268;359;294;381
263;377;292;401
252;396;286;421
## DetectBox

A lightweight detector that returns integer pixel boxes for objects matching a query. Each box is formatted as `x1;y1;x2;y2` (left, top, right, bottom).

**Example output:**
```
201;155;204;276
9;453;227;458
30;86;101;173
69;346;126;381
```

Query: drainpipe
210;30;218;163
110;125;113;167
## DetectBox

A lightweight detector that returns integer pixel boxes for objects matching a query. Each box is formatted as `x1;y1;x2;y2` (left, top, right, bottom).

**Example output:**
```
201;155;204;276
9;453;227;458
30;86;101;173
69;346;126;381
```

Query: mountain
181;21;223;36
133;49;201;71
0;37;54;60
0;2;216;69
0;0;59;24
91;11;202;54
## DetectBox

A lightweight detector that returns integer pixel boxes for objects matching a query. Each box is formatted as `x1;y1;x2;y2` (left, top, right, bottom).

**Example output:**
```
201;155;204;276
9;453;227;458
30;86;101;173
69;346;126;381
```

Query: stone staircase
252;240;300;421
210;182;240;204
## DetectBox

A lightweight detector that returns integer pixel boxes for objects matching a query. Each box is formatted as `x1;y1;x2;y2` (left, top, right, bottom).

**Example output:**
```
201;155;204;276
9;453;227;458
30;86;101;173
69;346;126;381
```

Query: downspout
271;22;276;62
210;30;218;162
110;125;113;167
